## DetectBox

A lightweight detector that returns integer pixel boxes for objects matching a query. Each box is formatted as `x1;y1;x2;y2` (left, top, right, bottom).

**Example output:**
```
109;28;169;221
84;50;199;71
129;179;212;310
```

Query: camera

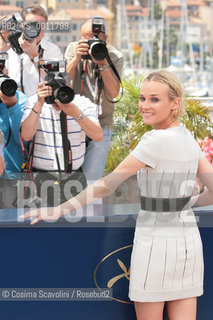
82;16;108;61
0;52;17;97
0;12;23;31
0;12;41;55
0;51;8;72
41;60;75;105
21;21;41;42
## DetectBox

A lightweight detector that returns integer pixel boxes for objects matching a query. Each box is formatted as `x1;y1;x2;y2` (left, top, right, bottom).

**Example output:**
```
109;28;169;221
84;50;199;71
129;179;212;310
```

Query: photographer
6;5;63;97
20;69;103;207
0;86;27;208
65;18;123;181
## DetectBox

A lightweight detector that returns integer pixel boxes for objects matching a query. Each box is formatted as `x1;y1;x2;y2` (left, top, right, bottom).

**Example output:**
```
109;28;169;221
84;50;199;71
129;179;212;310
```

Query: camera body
0;12;41;55
0;12;23;31
0;51;8;72
42;60;75;105
82;16;108;61
0;52;17;97
22;21;41;42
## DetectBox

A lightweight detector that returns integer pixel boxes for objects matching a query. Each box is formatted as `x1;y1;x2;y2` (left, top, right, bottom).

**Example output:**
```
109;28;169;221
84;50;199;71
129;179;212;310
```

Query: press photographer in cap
6;5;63;97
0;52;27;208
65;17;123;181
20;59;103;208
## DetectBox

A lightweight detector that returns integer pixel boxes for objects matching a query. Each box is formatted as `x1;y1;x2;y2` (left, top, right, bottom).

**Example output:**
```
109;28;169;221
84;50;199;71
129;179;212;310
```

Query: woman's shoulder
143;126;191;140
139;127;192;154
141;128;176;142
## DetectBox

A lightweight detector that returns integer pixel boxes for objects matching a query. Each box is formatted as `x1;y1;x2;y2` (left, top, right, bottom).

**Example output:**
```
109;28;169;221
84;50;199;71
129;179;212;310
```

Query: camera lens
23;23;40;42
91;42;108;61
1;79;17;97
55;86;75;104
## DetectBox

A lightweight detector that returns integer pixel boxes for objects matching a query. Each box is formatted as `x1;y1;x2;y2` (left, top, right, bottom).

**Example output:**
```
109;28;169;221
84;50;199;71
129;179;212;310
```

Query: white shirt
7;38;63;97
21;94;99;171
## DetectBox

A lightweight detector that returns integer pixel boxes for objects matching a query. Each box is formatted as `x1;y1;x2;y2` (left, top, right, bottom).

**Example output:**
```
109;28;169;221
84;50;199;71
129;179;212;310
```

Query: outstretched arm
20;154;146;224
191;157;213;207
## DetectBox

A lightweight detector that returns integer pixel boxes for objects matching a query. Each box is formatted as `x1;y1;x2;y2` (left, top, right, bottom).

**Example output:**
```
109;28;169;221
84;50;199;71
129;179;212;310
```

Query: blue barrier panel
0;205;212;320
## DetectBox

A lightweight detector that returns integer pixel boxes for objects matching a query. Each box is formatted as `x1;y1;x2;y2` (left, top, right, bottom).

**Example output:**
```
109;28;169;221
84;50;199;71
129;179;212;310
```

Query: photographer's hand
66;39;89;80
75;39;90;61
0;91;17;108
37;81;52;104
0;30;10;51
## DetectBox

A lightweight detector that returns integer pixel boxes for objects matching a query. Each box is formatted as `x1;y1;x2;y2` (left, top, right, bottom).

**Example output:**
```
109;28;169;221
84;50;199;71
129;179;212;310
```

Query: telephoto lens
22;22;41;42
90;40;108;60
55;86;75;104
44;74;75;104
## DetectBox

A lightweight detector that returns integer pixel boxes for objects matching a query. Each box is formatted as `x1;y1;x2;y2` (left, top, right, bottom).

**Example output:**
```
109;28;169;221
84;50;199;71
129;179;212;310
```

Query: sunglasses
22;6;34;14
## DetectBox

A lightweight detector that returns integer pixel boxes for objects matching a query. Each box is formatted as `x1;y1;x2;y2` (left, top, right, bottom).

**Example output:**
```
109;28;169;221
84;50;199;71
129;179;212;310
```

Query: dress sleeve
130;130;159;169
197;144;207;160
199;149;205;160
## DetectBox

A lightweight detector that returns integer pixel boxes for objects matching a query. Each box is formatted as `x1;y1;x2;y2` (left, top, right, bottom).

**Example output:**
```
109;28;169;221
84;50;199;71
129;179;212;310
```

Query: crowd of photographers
0;5;123;209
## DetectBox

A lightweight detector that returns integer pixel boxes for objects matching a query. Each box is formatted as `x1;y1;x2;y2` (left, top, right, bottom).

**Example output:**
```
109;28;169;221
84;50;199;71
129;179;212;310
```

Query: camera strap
20;44;44;92
38;45;44;59
20;57;25;93
80;60;102;115
38;45;44;82
19;130;38;202
80;55;123;107
50;108;72;175
60;111;72;173
80;59;88;96
50;108;62;180
19;129;35;174
104;53;123;104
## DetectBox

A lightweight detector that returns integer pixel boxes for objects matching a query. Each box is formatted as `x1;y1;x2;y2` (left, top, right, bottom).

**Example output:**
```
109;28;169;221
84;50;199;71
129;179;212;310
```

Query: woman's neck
154;118;180;130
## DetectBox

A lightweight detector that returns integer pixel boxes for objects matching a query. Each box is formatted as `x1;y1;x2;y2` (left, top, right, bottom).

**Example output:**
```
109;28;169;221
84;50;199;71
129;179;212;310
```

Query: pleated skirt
129;210;204;302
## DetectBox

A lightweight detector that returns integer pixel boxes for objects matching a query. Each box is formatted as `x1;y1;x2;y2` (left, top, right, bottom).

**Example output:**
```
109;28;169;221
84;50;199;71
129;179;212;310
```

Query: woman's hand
19;206;62;225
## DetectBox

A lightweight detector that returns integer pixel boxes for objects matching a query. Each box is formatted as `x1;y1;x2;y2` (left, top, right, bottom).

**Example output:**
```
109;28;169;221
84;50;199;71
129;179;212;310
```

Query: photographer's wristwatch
75;111;84;122
31;56;39;63
98;64;109;72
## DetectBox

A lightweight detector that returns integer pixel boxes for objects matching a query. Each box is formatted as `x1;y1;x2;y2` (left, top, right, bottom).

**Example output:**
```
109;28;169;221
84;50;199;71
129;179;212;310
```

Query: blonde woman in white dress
21;70;213;320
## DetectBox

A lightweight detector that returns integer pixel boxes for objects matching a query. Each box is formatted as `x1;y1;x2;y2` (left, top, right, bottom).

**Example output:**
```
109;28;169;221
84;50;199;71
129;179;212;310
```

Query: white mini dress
129;127;204;302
